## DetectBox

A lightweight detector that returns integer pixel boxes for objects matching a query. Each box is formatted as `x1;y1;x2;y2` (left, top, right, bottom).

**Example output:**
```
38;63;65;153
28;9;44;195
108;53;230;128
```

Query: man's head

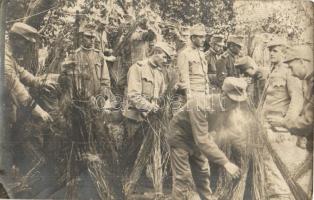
150;42;173;67
80;24;96;49
9;22;38;57
190;24;206;48
227;36;242;56
235;56;258;77
267;39;287;64
210;34;225;54
284;46;313;80
222;77;248;103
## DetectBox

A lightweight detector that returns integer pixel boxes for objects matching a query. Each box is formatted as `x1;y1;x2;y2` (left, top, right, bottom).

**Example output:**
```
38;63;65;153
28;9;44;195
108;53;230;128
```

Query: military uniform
73;46;111;98
205;48;220;88
262;62;304;200
167;77;247;200
177;45;210;95
216;49;240;87
263;63;303;122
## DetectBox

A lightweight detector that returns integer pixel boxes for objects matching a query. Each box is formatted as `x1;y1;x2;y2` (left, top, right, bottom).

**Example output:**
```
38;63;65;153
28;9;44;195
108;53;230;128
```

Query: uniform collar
148;59;162;71
80;45;94;51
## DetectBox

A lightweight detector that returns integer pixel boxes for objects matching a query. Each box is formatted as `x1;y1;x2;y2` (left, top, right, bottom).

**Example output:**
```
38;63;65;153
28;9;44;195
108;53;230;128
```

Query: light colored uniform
177;45;210;96
262;63;304;200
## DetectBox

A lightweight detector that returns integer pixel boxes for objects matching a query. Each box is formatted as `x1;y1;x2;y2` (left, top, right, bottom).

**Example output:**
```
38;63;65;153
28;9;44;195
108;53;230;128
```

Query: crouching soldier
122;42;173;196
167;77;247;200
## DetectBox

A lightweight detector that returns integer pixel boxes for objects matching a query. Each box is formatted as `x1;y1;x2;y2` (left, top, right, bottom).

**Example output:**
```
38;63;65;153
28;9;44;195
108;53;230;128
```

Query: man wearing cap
5;23;54;126
122;42;173;196
261;40;304;200
3;22;55;197
216;35;243;87
167;77;247;200
235;56;266;106
73;24;112;98
205;34;225;89
269;46;313;151
177;23;211;98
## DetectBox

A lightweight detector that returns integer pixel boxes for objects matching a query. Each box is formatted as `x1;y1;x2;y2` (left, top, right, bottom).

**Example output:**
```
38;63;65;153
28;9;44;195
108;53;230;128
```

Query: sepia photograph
0;0;313;199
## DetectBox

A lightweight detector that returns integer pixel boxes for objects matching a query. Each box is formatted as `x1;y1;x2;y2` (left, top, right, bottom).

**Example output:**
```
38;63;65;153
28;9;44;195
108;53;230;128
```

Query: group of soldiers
2;13;313;200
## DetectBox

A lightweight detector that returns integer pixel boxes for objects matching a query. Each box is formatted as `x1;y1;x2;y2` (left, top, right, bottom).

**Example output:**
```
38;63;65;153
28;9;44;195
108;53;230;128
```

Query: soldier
3;22;55;197
205;34;225;89
269;46;313;150
122;42;173;196
167;77;246;200
177;23;211;98
216;35;243;87
74;24;112;99
235;56;266;106
261;40;304;200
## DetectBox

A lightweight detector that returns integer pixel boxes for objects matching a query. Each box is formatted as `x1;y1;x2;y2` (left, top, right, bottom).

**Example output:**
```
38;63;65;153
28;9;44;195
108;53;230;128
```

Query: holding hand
32;105;53;122
224;162;241;179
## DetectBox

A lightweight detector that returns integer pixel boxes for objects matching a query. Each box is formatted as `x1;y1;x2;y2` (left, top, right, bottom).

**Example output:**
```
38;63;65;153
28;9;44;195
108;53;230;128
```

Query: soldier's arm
177;51;190;95
286;100;313;137
15;63;41;88
127;65;155;112
5;56;35;108
188;103;229;166
285;71;304;122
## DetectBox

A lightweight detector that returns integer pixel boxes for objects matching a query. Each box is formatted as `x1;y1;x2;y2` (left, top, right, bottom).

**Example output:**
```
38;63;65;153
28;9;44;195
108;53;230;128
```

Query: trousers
170;147;212;200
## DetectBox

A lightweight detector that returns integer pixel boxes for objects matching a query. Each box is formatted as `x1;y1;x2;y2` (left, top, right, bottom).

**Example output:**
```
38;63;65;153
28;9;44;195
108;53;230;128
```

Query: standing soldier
122;42;173;196
261;40;304;200
177;23;211;98
167;77;245;200
269;46;313;150
205;34;225;89
74;24;112;99
216;35;243;87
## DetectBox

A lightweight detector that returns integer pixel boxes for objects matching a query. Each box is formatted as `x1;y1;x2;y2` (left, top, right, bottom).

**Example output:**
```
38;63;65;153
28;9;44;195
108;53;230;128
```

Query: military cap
227;35;243;47
267;38;287;49
79;24;96;37
284;46;313;63
190;23;206;36
210;34;225;46
235;56;258;71
222;77;248;102
154;42;174;58
10;22;38;43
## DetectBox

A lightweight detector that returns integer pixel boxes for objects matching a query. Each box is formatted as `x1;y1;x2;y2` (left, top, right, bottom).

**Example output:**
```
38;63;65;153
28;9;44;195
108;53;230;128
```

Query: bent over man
167;77;246;200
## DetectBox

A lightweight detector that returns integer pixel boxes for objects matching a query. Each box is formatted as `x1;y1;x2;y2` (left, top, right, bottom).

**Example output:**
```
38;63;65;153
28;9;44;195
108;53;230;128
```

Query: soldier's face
153;49;169;67
288;59;307;79
229;43;241;55
82;34;95;48
269;46;284;63
11;38;31;57
212;43;224;54
191;35;205;48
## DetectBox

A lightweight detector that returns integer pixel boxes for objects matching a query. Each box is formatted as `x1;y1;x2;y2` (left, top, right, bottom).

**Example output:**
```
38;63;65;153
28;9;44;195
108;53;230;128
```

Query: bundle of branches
213;102;266;200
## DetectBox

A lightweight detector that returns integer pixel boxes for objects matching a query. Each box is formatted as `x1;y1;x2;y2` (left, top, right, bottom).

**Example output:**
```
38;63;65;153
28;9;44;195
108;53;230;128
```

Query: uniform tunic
216;50;240;87
177;45;210;95
73;47;111;98
123;59;166;121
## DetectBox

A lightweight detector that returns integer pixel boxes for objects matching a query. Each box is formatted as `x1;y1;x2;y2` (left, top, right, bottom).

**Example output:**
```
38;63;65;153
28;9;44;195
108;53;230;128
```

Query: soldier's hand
42;80;57;93
224;162;241;179
32;105;53;122
151;104;160;113
267;116;285;128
